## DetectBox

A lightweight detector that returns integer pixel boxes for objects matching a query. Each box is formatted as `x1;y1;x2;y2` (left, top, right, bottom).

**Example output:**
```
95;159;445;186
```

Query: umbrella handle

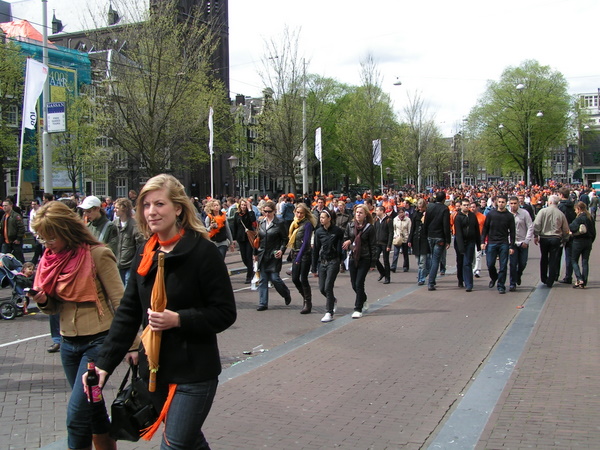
149;371;157;392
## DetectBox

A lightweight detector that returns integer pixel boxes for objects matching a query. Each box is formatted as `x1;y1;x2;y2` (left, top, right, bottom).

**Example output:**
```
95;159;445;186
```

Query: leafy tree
95;0;229;178
469;60;571;185
0;39;24;198
52;94;101;193
334;55;397;192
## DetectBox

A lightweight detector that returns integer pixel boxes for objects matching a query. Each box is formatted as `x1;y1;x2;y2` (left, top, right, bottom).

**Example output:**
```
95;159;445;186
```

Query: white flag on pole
208;107;214;155
372;139;382;166
315;127;322;162
22;58;48;130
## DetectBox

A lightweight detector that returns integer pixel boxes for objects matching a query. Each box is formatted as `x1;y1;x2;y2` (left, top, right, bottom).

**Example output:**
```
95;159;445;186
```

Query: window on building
116;177;127;198
581;95;599;109
95;179;107;196
115;149;128;169
7;106;18;127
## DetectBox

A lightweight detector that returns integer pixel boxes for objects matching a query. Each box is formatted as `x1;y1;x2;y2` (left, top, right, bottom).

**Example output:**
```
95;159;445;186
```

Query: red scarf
34;244;99;306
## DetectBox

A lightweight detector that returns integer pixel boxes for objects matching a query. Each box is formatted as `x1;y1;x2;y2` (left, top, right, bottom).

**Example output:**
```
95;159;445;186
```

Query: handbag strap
116;362;138;394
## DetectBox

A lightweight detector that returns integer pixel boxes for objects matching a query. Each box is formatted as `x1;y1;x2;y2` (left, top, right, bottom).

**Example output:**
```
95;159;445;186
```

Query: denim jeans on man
486;242;509;292
258;270;290;307
61;333;110;449
318;258;340;314
427;238;446;288
416;253;431;284
539;237;562;287
461;241;476;290
161;378;218;449
509;244;529;288
348;258;370;311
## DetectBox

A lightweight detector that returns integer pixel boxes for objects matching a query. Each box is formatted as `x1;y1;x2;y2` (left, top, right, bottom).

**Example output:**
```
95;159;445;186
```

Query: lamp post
227;155;239;196
581;124;590;186
515;84;544;185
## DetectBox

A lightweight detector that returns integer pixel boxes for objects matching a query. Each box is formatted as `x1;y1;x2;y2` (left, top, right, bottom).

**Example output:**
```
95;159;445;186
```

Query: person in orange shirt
470;201;486;278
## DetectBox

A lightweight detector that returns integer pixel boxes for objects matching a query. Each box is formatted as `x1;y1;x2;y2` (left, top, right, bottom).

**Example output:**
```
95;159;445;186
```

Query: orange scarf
137;229;185;276
208;213;226;239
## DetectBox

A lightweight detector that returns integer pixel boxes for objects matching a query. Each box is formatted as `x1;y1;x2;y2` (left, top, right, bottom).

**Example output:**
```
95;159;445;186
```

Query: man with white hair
533;195;570;288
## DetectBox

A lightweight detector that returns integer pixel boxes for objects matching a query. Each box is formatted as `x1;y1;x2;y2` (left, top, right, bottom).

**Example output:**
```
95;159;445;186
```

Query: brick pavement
1;243;598;449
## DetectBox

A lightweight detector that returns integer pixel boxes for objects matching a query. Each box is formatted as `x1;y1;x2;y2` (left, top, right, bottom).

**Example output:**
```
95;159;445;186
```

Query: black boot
300;297;312;314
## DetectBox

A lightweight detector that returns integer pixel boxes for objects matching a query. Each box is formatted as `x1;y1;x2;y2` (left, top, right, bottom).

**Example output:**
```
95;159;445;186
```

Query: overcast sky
229;0;600;136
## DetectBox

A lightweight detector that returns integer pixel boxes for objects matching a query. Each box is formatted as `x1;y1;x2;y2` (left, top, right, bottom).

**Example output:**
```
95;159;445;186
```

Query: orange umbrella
141;252;166;392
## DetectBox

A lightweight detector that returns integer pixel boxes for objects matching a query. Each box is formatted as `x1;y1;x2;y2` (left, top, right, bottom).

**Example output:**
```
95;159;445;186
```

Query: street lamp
581;124;590;185
228;155;239;196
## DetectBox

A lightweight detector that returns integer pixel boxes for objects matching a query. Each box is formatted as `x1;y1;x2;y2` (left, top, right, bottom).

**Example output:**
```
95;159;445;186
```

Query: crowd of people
3;178;596;449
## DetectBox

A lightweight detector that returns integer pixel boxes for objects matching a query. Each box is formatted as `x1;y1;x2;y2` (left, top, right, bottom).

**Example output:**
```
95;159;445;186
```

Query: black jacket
454;211;481;254
425;201;451;244
343;221;377;266
255;217;288;273
96;231;237;389
558;199;577;224
232;211;257;243
314;224;344;261
374;215;393;248
569;213;596;242
409;210;429;256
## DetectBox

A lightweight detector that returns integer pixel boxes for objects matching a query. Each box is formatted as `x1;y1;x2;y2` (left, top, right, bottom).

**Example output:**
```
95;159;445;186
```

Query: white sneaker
352;311;363;319
321;313;333;323
363;301;369;312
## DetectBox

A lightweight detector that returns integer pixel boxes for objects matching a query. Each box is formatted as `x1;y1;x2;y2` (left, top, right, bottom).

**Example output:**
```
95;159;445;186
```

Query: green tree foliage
0;39;24;198
96;0;228;178
52;94;101;193
334;55;396;192
469;60;570;185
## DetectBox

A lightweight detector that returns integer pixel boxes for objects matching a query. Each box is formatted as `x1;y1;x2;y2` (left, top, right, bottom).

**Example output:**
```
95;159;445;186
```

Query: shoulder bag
109;363;158;442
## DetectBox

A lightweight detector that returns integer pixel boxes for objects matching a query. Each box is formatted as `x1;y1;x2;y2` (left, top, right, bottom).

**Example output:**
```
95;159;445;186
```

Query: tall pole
527;123;531;186
301;58;308;195
42;0;52;194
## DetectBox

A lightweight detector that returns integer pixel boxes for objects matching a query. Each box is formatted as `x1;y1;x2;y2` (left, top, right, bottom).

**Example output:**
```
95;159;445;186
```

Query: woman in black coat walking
569;201;596;288
232;200;257;284
254;200;292;311
408;198;431;286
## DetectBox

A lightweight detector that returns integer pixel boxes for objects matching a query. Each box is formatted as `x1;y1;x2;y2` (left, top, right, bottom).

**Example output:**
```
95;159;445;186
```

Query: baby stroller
0;253;28;320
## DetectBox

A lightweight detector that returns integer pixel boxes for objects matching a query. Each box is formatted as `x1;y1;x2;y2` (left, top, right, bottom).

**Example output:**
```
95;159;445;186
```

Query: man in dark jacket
481;195;515;294
557;187;577;284
425;191;451;291
454;199;481;292
374;206;393;284
0;198;25;263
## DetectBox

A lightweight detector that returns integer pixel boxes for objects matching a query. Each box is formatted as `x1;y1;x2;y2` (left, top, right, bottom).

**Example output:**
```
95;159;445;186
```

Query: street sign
47;102;66;133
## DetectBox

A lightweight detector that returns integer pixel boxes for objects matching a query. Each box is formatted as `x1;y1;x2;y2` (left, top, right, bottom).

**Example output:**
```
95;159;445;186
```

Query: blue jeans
161;379;218;449
571;238;592;286
427;238;446;287
258;271;290;307
391;243;409;271
61;333;111;449
50;313;61;344
486;243;509;291
119;267;131;287
348;258;370;312
509;244;529;287
416;253;431;283
461;241;475;290
318;258;340;314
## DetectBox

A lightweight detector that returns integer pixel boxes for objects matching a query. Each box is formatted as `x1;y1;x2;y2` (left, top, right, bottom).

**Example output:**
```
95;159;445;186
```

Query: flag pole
208;107;214;198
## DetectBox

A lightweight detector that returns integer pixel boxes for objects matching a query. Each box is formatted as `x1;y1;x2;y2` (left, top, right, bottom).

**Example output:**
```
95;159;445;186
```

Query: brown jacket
39;245;125;337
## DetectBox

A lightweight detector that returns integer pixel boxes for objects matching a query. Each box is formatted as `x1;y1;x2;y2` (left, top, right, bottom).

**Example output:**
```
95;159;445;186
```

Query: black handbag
109;363;158;441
